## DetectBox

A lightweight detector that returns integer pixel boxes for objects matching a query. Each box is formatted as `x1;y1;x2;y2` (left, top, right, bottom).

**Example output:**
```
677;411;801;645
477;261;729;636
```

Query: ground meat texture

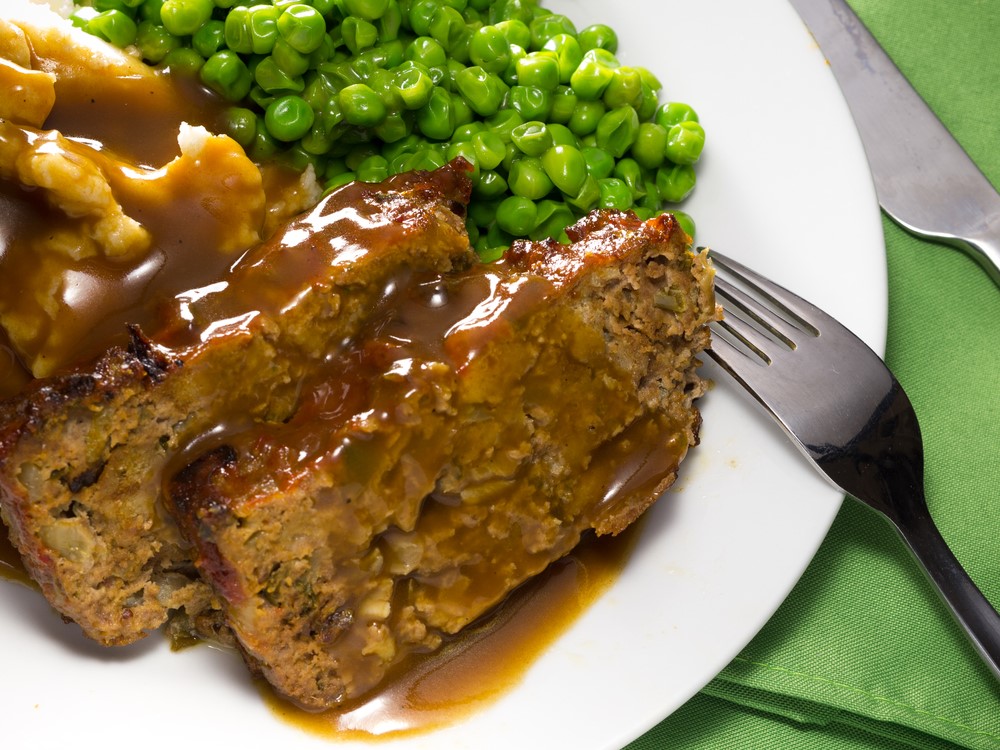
0;163;475;645
166;207;717;710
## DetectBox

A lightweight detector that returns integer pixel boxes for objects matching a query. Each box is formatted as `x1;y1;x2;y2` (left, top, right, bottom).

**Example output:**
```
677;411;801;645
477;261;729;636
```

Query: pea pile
69;0;705;259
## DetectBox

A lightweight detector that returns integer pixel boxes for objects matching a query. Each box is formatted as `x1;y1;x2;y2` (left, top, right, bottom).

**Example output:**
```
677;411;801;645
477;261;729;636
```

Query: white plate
0;0;886;747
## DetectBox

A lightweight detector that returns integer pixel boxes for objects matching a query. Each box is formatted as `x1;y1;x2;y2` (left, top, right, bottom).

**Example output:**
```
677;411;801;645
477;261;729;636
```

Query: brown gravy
265;526;637;740
0;31;657;739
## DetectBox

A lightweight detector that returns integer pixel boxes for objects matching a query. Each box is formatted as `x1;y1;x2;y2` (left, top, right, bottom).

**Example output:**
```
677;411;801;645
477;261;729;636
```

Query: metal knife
788;0;1000;285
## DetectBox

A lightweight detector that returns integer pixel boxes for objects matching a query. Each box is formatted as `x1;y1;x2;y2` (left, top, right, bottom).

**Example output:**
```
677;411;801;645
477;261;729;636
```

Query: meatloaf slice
0;162;476;645
166;210;718;710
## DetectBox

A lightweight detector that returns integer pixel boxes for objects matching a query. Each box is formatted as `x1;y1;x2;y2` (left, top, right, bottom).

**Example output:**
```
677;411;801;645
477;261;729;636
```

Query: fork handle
893;509;1000;681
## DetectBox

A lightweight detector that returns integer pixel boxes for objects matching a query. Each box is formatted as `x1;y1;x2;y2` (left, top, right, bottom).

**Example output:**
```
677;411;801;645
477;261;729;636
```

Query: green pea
264;95;315;141
360;40;406;69
655;101;699;129
136;20;179;63
595;106;639;158
378;1;403;41
446;141;481;179
508;156;553;200
449;89;474;127
496;195;537;236
324;170;358;193
86;9;137;48
367;67;405;111
466;215;481;245
271;39;311;78
395;65;435;109
160;0;212;37
191;19;225;59
406;35;448;68
546;122;578;147
516;51;559;90
510;121;553;157
248;4;283;55
374;111;411;142
567;99;605;136
200;50;252;101
225;106;258;148
454;66;509;116
249;84;275;111
631;121;668;169
569;49;616;101
577;23;618;54
255;56;304;93
603;66;642;109
471;130;506;169
501;42;525;86
343;0;390;21
468;197;499;228
303;103;345;154
93;0;137;11
277;4;327;54
469;25;511;75
69;5;99;29
597;177;632;211
339;83;388;126
407;0;438;36
452;121;485;141
281;144;324;173
224;6;254;55
402;147;446;171
542;33;582;84
540;144;586;195
656;163;696;203
548;85;577;124
529;13;575;51
416;86;453;139
474;170;508;199
530;199;575;240
613;157;646;199
637;80;660;121
664;209;694;238
581;145;614;180
428;5;466;52
138;0;165;22
248;122;279;160
509;85;550;120
565;173;599;211
343;16;379;54
163;47;205;76
493;18;531;49
665;121;705;165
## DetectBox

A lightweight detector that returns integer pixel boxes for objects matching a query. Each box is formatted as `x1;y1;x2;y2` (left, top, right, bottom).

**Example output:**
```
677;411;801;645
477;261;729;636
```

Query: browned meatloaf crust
0;160;718;708
0;163;476;645
166;208;717;710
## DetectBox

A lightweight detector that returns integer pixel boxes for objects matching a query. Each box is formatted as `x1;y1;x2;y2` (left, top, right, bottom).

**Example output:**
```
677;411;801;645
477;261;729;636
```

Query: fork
705;251;1000;680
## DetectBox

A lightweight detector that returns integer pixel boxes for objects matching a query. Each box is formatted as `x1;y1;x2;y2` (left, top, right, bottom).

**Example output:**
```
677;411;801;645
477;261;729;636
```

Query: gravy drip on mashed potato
0;1;320;395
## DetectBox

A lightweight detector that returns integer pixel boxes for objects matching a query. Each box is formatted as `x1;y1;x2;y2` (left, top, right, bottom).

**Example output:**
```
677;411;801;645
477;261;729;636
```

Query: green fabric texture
627;1;1000;748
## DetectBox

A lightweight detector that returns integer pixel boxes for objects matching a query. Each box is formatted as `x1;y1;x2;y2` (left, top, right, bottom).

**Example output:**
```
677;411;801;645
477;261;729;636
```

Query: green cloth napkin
627;2;1000;748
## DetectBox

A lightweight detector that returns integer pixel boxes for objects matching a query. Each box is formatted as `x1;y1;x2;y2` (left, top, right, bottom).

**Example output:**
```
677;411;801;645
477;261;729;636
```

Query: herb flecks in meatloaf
0;161;718;709
167;206;717;710
0;163;475;645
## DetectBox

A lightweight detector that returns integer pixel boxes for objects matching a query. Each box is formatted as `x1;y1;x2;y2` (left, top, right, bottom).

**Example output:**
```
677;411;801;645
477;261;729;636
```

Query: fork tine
709;251;822;337
714;277;797;355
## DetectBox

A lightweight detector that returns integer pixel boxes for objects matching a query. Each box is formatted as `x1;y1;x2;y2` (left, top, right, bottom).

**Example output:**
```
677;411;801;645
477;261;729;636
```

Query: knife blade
788;0;1000;285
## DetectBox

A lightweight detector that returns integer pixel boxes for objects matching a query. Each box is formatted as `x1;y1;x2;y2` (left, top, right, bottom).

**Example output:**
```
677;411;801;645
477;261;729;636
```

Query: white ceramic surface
0;1;886;747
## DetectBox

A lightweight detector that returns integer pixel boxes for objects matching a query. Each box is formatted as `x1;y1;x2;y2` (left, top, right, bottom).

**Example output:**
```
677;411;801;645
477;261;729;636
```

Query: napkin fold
628;1;1000;747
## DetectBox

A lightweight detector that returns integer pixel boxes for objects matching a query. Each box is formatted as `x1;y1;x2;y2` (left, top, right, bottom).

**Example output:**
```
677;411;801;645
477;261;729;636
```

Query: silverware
706;251;1000;680
788;0;1000;285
